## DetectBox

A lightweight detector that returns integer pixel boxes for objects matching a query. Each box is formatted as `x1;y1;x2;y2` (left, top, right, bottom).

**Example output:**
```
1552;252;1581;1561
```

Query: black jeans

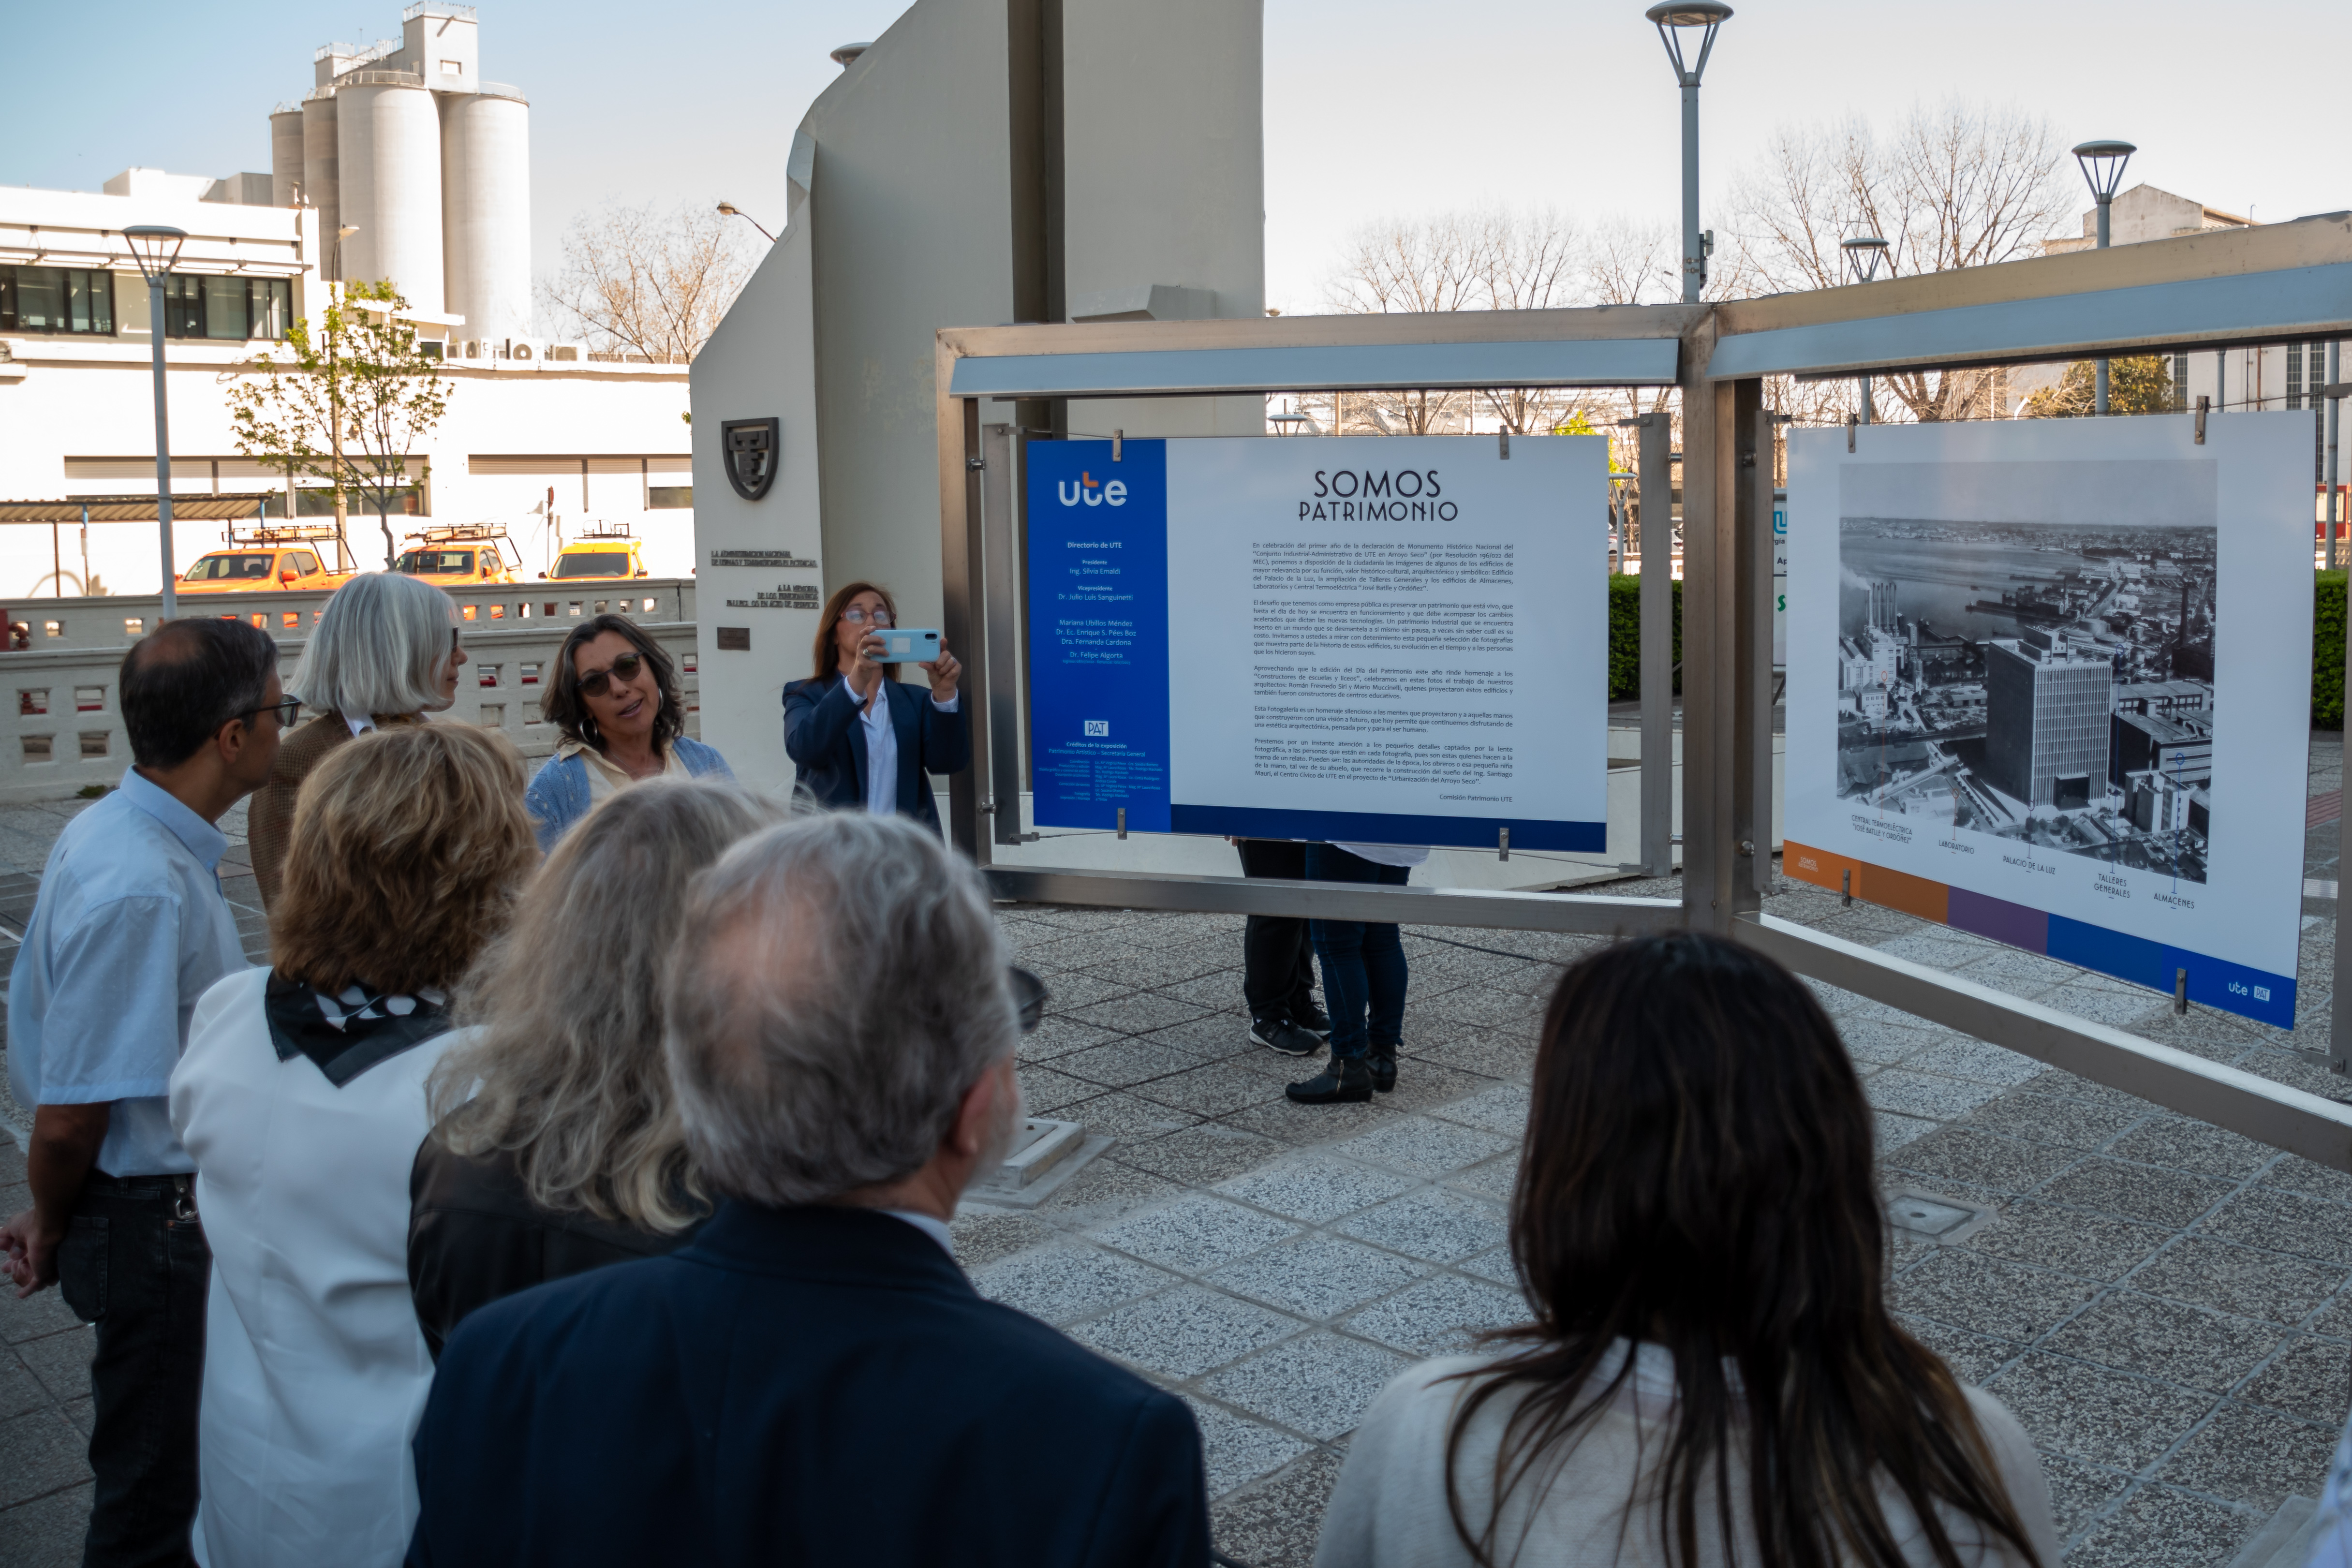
57;1173;209;1568
1303;844;1411;1060
1235;840;1318;1023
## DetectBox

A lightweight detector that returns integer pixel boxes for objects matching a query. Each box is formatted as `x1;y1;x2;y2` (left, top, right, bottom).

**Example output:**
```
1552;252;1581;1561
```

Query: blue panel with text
1025;440;1173;831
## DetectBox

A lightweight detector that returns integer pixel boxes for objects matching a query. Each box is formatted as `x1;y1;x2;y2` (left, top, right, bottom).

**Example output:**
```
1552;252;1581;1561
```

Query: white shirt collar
880;1208;956;1258
343;711;377;738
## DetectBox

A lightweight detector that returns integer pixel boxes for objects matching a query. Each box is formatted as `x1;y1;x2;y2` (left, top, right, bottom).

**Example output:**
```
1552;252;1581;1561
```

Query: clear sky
4;0;2343;320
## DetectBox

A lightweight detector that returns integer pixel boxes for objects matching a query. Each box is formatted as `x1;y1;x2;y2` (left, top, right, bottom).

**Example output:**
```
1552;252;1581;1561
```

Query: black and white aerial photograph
1835;461;2218;886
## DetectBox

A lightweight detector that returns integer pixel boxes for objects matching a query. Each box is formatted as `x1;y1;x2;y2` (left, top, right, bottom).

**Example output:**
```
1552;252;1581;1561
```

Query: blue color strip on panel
1025;440;1173;832
1169;805;1605;853
2045;915;2296;1030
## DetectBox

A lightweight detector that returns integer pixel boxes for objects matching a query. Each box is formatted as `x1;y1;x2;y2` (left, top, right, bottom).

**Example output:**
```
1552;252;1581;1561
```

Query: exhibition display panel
1782;416;2313;1026
1023;435;1609;851
935;213;2352;1169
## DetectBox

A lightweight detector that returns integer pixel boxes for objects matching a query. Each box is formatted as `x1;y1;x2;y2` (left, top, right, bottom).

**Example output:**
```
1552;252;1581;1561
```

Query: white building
0;5;697;597
2028;184;2338;492
690;0;1266;788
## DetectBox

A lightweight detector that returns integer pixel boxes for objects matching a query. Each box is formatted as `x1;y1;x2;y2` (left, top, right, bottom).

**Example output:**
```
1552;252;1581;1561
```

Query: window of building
2172;352;2189;411
0;266;116;335
163;275;293;341
647;485;693;509
2289;343;2307;410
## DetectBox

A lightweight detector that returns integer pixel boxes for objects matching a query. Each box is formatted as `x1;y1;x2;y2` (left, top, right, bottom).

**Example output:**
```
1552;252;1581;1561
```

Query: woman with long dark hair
1317;932;2057;1568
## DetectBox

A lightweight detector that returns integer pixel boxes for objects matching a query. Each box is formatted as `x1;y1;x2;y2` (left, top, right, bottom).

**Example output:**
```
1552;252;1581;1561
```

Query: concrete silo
439;86;532;346
269;107;306;209
337;77;445;314
300;93;341;275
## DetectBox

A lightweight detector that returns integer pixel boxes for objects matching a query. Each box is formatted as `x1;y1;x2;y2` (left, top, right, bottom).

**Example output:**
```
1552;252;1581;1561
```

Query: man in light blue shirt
0;617;288;1568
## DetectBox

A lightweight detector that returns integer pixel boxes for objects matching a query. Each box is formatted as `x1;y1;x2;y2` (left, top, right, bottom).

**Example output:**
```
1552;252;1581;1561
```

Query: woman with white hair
249;571;466;908
407;777;783;1357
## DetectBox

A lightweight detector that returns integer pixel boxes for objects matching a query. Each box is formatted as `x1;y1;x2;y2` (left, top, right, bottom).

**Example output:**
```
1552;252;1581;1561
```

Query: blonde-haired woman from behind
170;722;538;1568
407;777;786;1357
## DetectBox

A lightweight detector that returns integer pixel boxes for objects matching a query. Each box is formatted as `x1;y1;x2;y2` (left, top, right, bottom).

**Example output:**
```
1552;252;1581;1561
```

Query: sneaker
1286;1056;1374;1104
1293;1002;1332;1036
1250;1017;1323;1057
1367;1042;1398;1094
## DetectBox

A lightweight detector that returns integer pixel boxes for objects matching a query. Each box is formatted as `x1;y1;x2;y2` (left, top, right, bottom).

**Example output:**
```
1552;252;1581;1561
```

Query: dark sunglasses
1009;966;1049;1033
577;651;644;698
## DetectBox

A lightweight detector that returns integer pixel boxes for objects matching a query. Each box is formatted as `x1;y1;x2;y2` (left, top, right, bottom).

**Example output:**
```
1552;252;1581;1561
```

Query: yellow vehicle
177;525;351;595
393;523;523;588
545;522;649;582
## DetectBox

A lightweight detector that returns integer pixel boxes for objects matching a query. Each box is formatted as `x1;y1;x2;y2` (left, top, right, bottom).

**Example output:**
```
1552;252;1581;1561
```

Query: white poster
1026;434;1611;850
1782;414;2312;1027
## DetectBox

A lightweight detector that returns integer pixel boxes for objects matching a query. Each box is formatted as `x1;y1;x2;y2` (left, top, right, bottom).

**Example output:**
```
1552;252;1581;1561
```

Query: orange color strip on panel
1782;842;1860;893
1858;861;1949;923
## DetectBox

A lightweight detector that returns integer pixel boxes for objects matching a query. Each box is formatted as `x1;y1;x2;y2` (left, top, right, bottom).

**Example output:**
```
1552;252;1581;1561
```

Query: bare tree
1473;208;1606;435
540;201;757;362
1728;101;2071;421
1322;212;1487;434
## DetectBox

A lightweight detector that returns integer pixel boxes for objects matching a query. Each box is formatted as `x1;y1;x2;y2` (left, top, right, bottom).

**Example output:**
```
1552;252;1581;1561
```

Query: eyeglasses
577;651;644;698
244;697;302;729
1009;966;1049;1033
840;607;894;628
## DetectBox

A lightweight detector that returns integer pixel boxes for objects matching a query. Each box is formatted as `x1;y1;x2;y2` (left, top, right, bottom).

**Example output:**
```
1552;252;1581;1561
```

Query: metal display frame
935;212;2352;1170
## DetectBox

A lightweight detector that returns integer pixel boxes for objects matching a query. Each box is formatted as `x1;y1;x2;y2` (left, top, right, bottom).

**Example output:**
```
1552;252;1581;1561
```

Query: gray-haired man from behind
407;811;1212;1568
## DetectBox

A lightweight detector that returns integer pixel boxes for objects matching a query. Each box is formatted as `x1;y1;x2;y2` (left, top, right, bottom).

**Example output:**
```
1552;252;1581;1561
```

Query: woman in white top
170;723;538;1568
1317;932;2060;1568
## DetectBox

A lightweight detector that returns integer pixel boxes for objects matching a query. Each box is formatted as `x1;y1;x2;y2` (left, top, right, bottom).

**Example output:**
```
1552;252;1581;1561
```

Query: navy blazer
782;674;968;833
407;1204;1209;1568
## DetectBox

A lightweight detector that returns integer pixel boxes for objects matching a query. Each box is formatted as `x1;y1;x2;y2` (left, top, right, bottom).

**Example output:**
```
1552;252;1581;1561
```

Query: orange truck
177;526;351;595
393;523;524;589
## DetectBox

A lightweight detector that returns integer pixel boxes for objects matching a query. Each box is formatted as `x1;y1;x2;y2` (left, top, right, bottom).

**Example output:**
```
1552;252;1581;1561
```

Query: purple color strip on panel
1946;888;2049;954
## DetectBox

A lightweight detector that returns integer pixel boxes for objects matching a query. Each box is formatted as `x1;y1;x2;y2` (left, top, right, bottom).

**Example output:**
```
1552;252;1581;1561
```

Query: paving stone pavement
3;740;2351;1563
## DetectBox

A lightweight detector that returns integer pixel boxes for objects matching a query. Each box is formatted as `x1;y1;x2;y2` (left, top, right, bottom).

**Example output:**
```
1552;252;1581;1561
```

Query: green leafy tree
229;279;452;567
2019;356;2174;418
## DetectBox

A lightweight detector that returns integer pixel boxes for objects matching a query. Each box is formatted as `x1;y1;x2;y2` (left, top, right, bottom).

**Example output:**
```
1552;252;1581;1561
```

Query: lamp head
716;202;739;217
1841;234;1890;283
829;42;869;67
2071;139;2136;204
120;225;188;284
337;224;360;240
1645;0;1731;82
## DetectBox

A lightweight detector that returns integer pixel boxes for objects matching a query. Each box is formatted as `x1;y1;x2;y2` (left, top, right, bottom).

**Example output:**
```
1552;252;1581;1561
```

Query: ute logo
1057;471;1129;507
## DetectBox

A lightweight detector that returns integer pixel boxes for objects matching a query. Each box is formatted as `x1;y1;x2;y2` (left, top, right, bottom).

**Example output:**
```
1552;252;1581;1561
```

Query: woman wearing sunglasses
783;581;966;835
524;614;734;851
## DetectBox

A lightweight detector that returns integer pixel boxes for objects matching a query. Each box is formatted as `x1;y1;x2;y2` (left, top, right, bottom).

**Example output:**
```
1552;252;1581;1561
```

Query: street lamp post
716;202;777;244
1842;236;1890;423
122;226;187;621
2071;140;2136;415
1645;2;1731;305
332;225;358;568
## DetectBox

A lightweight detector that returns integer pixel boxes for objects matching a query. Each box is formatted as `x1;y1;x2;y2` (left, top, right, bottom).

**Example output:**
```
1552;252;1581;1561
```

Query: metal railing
0;580;699;804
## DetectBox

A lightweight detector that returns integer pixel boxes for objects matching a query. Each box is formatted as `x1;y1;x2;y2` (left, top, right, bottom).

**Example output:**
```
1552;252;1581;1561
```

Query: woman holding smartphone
783;581;967;835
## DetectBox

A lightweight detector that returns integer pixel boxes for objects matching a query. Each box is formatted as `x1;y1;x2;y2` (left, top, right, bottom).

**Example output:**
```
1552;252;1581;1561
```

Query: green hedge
1607;573;1682;701
2319;572;2346;730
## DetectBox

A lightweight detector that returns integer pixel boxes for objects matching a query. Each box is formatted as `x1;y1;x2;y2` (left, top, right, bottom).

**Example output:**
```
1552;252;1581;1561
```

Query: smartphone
872;626;942;663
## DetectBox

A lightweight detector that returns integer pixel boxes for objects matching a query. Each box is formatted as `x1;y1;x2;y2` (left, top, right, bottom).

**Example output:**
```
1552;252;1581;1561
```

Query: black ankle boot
1286;1056;1374;1104
1366;1042;1398;1094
